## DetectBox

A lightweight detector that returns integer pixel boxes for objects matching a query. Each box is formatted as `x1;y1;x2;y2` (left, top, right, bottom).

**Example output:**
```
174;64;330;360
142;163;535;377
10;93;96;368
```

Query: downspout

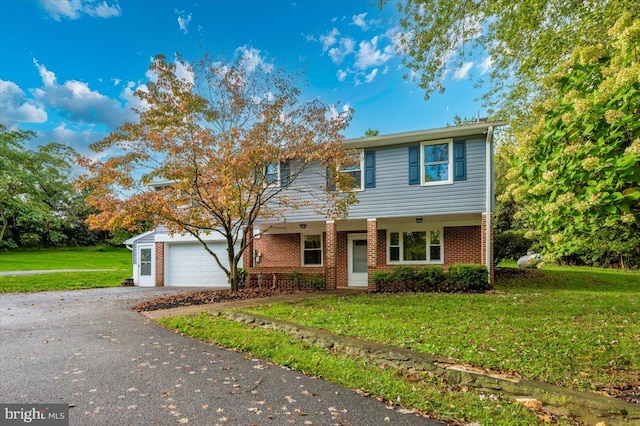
485;125;494;281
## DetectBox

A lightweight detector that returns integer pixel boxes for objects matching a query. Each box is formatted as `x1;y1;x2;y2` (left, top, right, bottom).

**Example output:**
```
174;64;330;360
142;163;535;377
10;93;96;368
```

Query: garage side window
302;234;323;266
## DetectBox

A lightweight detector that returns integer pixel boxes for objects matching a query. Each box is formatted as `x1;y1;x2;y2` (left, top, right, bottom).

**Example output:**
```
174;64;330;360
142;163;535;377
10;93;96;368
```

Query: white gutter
485;125;494;279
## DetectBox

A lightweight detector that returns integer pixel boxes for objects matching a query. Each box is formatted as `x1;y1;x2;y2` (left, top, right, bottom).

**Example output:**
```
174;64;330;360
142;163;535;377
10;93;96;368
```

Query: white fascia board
155;232;228;243
344;121;507;150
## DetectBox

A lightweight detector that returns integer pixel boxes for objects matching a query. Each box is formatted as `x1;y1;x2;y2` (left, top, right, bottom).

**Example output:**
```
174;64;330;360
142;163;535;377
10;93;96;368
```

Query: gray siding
351;137;487;218
258;137;489;223
132;231;156;264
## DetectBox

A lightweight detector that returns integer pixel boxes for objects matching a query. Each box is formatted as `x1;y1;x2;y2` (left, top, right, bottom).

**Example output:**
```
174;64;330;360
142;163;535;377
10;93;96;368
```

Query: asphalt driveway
0;287;440;425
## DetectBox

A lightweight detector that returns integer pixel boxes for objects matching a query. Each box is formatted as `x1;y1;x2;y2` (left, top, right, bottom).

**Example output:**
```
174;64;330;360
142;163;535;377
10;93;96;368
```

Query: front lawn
0;246;130;271
0;270;130;292
160;265;639;424
240;266;639;392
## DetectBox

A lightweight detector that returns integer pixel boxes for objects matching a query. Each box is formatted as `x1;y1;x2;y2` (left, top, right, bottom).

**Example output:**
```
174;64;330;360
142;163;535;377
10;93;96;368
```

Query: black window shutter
453;141;466;181
364;150;375;188
280;160;290;187
408;146;420;185
325;167;336;191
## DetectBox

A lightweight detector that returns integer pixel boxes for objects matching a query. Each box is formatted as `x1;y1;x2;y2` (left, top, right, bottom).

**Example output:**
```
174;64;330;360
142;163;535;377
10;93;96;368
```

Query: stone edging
219;310;640;426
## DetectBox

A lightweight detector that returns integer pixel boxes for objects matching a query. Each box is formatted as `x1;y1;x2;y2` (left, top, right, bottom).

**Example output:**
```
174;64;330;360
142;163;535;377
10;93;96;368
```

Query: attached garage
165;242;238;287
125;229;241;287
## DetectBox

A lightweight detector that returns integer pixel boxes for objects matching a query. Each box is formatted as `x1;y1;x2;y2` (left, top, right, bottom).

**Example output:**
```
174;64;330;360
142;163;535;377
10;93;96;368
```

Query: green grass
159;265;639;424
238;266;639;392
0;270;130;292
0;246;131;292
0;246;130;271
160;313;551;425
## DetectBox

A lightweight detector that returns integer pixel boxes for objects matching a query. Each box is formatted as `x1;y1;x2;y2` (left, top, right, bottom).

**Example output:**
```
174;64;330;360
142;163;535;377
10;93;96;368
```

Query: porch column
481;213;495;287
325;220;337;289
155;242;164;287
367;218;378;290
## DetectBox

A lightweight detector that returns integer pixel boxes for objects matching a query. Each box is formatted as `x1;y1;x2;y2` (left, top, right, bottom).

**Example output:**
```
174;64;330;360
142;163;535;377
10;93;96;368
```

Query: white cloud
350;12;379;31
320;28;340;52
364;68;378;83
32;59;133;129
328;103;351;121
355;36;394;70
351;12;369;30
112;78;122;86
328;37;355;64
453;61;474;80
236;46;273;73
84;1;121;18
336;69;347;82
39;0;121;21
478;56;494;75
174;59;195;85
0;80;48;124
175;10;192;35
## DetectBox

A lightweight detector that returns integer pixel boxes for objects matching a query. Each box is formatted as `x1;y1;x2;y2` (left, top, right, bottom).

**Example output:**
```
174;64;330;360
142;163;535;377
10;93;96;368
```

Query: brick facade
246;220;494;288
443;226;482;265
155;242;164;287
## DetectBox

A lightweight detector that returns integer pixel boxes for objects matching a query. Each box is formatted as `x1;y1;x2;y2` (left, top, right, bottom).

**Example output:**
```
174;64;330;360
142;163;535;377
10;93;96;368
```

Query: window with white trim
421;139;453;185
340;150;364;190
265;162;280;186
302;234;323;266
387;229;443;264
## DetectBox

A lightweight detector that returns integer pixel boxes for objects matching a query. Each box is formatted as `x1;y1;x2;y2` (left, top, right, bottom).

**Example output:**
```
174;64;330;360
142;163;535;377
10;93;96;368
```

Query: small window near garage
302;234;323;266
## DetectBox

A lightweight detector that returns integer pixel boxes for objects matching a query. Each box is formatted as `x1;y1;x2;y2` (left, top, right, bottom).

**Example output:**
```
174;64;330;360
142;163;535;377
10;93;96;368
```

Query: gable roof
344;120;507;150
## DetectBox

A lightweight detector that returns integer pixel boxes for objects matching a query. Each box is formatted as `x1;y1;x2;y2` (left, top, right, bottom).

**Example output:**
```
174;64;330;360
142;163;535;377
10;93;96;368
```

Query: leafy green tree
384;0;634;119
0;124;85;248
364;128;379;137
505;13;640;267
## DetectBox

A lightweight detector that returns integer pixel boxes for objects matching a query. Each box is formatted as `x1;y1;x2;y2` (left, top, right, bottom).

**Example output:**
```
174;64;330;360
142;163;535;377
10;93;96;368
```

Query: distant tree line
0;124;139;249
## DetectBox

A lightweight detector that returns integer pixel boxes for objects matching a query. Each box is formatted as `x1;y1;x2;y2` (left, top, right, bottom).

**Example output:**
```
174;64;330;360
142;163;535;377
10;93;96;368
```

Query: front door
138;245;155;287
348;234;368;287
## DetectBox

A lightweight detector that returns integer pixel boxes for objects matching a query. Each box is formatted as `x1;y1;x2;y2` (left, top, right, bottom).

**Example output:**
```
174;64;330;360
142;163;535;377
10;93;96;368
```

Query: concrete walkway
0;269;117;276
0;287;440;425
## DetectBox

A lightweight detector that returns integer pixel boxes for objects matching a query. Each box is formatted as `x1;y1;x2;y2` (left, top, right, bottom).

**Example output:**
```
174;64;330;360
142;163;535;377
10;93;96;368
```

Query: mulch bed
133;287;319;312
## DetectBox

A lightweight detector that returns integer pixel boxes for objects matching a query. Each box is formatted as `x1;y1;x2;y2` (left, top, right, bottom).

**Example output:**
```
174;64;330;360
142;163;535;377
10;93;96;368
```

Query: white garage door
167;242;241;287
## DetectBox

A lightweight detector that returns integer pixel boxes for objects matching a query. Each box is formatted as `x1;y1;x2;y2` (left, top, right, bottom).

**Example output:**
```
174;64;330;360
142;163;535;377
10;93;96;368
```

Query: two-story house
125;121;504;289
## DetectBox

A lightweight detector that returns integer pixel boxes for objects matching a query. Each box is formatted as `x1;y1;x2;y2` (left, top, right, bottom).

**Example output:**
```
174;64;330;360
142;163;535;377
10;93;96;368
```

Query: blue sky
0;0;493;159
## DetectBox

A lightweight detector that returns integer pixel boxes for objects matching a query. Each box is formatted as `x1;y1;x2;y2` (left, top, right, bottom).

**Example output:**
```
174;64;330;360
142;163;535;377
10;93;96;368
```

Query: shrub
392;265;420;291
371;270;393;291
444;264;489;293
415;265;446;291
494;230;532;265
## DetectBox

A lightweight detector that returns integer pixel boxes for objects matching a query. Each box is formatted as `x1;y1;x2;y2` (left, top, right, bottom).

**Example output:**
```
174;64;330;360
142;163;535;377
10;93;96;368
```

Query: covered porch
244;213;493;290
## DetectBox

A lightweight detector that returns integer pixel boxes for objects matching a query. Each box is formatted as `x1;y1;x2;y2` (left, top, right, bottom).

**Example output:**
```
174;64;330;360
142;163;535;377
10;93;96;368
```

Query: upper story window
421;139;453;185
340;150;364;190
265;162;280;187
